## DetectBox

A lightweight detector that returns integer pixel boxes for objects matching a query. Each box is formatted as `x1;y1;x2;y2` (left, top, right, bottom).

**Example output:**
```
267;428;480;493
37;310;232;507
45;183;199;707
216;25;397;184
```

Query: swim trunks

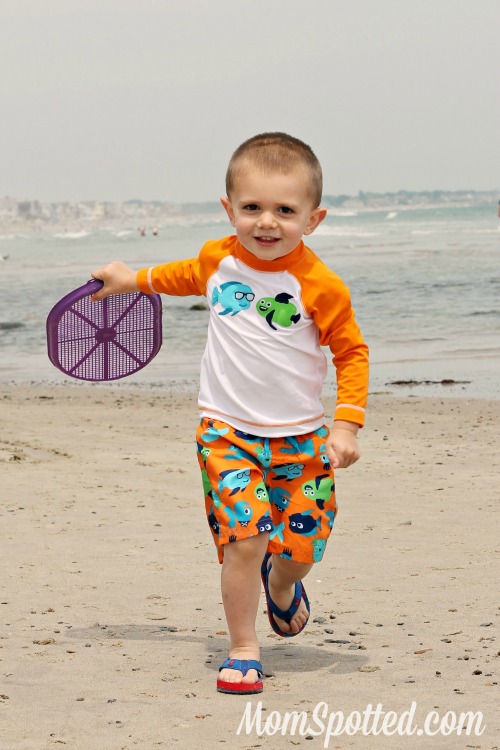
196;418;337;564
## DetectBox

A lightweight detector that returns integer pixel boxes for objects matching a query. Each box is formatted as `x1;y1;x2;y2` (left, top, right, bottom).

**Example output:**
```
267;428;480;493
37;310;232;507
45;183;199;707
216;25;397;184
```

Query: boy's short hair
226;132;323;208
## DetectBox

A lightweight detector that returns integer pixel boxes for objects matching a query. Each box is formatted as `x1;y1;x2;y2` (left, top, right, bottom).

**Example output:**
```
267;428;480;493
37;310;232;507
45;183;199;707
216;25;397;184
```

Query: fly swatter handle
86;278;104;294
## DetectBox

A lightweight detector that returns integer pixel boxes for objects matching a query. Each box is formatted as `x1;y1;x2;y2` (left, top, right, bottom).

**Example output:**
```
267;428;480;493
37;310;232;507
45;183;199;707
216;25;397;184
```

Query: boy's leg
196;418;277;685
265;555;313;635
265;426;337;634
219;533;269;684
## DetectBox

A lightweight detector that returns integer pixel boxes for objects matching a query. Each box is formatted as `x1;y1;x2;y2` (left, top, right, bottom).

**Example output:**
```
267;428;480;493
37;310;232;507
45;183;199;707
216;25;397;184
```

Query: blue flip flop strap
266;579;303;623
219;658;263;677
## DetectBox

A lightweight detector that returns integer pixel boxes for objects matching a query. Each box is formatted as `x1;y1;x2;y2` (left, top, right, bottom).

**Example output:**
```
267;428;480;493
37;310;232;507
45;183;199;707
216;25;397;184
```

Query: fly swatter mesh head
47;281;162;381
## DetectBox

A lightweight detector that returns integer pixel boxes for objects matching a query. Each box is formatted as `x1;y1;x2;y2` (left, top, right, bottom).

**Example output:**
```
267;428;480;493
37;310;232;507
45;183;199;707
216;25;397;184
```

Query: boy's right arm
91;261;140;300
91;239;229;301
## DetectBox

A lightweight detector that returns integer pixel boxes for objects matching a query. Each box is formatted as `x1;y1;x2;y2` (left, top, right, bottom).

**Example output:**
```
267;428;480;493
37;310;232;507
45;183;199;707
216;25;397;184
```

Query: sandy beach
0;384;498;749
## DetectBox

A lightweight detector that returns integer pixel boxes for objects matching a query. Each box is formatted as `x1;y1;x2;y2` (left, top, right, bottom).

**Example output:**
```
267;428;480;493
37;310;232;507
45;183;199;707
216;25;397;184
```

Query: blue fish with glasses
218;468;252;496
211;281;255;316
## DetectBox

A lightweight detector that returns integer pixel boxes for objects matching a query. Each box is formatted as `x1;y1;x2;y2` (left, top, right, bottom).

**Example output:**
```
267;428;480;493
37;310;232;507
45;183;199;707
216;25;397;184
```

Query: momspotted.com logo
236;701;486;745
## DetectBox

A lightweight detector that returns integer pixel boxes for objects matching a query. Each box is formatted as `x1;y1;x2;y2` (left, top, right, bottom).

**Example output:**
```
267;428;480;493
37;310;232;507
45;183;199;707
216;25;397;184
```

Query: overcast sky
1;0;499;203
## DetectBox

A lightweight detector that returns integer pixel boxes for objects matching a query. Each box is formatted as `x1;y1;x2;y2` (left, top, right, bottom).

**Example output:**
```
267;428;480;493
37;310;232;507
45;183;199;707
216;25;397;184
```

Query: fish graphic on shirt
211;281;255;316
256;292;301;330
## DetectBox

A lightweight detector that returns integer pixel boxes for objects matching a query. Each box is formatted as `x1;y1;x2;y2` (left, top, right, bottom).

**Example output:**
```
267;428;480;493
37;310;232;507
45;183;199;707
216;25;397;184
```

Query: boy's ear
304;206;327;236
220;196;235;226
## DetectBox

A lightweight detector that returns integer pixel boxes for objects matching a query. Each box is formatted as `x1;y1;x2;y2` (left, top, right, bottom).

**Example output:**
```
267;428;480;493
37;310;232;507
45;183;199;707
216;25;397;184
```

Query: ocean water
0;204;499;400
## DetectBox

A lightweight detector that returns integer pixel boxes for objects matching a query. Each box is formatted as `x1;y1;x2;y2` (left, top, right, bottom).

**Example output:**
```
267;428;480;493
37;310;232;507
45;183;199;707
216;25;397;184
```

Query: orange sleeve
136;237;229;297
299;257;369;427
137;257;205;297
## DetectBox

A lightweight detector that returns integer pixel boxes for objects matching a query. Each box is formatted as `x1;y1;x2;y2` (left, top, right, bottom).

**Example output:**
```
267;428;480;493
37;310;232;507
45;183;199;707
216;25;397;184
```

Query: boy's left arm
326;298;368;469
310;275;369;469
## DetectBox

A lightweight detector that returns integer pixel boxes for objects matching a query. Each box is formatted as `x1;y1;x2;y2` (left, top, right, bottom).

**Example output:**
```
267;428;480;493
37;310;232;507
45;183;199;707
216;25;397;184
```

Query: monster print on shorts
196;418;337;564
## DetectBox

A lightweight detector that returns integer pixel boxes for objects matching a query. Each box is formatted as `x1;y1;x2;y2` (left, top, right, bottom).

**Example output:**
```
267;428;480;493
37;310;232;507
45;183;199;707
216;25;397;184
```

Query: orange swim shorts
196;418;337;564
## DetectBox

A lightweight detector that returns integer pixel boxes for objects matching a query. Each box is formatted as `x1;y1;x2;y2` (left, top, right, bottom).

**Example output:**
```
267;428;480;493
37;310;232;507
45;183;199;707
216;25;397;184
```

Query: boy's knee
271;554;314;579
223;533;269;564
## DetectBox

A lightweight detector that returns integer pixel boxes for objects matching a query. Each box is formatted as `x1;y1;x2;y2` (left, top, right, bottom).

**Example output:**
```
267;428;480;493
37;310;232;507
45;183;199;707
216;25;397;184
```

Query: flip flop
261;552;310;638
216;657;264;694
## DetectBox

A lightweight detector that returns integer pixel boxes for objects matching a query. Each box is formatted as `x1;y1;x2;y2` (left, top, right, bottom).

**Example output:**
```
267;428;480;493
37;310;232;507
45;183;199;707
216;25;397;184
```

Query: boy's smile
221;169;327;261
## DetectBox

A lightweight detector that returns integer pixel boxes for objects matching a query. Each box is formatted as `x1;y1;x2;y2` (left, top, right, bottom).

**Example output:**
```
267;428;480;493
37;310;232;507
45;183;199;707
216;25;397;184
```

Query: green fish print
256;292;301;330
301;473;335;510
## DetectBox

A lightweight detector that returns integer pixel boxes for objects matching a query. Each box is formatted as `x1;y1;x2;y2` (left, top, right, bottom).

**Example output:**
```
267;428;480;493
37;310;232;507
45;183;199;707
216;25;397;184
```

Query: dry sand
0;384;498;749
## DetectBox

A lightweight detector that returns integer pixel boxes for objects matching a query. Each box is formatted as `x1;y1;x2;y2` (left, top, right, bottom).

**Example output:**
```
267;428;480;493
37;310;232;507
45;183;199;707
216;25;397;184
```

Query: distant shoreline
0;190;498;236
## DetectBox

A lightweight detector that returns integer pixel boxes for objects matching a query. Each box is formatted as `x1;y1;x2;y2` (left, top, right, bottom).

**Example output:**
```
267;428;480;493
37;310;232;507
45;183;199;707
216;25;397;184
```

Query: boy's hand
326;421;360;469
91;261;139;301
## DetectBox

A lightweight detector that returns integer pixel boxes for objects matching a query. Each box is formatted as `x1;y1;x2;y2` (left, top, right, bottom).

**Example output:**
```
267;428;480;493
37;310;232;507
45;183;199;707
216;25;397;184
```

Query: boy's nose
257;211;277;228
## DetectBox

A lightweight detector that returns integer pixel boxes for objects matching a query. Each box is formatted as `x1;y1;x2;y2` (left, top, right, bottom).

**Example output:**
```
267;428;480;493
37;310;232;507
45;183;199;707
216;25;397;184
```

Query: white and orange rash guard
137;235;369;437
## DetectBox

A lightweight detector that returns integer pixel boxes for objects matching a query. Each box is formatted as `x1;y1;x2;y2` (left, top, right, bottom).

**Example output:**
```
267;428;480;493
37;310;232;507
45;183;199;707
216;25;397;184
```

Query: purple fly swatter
46;279;162;381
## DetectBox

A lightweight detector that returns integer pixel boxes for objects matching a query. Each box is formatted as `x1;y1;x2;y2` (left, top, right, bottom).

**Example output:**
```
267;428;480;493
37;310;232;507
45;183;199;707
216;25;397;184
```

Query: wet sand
0;384;498;749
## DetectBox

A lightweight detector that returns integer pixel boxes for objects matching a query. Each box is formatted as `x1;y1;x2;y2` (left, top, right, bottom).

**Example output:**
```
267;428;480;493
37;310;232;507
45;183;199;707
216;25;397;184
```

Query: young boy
92;132;369;695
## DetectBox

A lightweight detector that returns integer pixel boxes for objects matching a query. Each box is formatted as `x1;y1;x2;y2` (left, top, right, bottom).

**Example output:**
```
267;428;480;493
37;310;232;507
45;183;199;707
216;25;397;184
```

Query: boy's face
221;168;327;261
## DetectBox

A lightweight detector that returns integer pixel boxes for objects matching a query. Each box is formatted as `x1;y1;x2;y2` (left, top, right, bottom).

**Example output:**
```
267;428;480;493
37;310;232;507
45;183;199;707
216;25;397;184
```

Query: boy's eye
243;204;259;211
278;206;294;215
